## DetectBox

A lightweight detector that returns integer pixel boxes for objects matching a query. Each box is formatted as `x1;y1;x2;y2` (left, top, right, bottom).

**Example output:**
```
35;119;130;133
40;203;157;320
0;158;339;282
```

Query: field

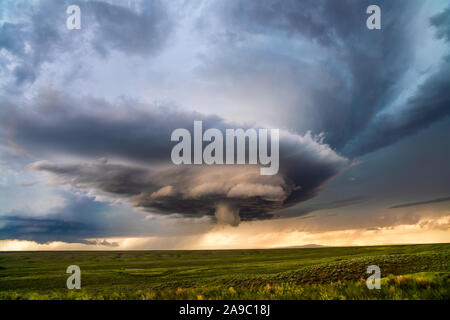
0;243;449;300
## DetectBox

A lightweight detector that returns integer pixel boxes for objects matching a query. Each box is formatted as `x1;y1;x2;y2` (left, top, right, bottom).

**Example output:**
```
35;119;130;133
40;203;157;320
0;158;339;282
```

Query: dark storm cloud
1;0;448;239
1;89;348;223
0;13;58;86
89;0;173;57
0;1;66;86
0;215;101;244
213;0;374;47
207;0;414;141
390;196;450;209
340;2;450;157
23;116;348;223
0;191;215;244
0;0;173;87
30;157;347;223
202;0;450;157
0;90;224;163
30;162;284;221
343;58;450;156
0;194;126;244
431;6;450;42
2;0;448;157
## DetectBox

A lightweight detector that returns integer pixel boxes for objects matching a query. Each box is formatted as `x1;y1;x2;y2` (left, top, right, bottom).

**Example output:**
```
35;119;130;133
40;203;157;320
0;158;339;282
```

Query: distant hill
279;244;328;249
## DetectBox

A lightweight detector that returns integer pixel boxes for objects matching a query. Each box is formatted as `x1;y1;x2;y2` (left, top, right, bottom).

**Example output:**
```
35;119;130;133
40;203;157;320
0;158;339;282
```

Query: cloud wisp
390;196;450;209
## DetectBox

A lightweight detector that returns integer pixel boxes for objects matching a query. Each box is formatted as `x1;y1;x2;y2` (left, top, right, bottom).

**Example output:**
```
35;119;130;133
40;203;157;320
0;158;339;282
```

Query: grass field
0;243;449;300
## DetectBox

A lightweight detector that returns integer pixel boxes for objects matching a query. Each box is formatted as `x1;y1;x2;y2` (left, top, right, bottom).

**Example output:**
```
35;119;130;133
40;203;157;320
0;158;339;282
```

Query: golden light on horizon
1;215;448;251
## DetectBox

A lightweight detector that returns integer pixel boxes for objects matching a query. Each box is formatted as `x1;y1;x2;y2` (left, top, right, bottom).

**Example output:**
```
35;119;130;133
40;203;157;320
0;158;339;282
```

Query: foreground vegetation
0;243;449;300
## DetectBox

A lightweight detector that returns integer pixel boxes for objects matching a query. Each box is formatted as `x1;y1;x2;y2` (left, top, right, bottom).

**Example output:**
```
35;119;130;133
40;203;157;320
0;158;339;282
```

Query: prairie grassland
0;243;448;300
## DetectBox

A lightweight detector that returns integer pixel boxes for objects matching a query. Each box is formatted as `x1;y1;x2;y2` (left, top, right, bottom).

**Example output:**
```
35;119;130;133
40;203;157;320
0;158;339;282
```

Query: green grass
0;243;449;300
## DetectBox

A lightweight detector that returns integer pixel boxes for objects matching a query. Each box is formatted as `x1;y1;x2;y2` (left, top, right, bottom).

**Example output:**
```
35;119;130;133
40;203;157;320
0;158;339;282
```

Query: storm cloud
12;92;348;223
199;0;450;156
0;191;214;244
0;194;131;244
0;0;449;245
0;0;173;87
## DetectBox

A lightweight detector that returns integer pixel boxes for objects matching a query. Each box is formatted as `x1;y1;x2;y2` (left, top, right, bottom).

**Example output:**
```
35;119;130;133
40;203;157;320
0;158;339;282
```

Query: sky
0;0;449;250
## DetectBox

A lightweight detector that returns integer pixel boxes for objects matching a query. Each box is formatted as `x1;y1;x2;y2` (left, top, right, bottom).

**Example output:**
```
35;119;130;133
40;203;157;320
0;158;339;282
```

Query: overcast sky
0;0;449;250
